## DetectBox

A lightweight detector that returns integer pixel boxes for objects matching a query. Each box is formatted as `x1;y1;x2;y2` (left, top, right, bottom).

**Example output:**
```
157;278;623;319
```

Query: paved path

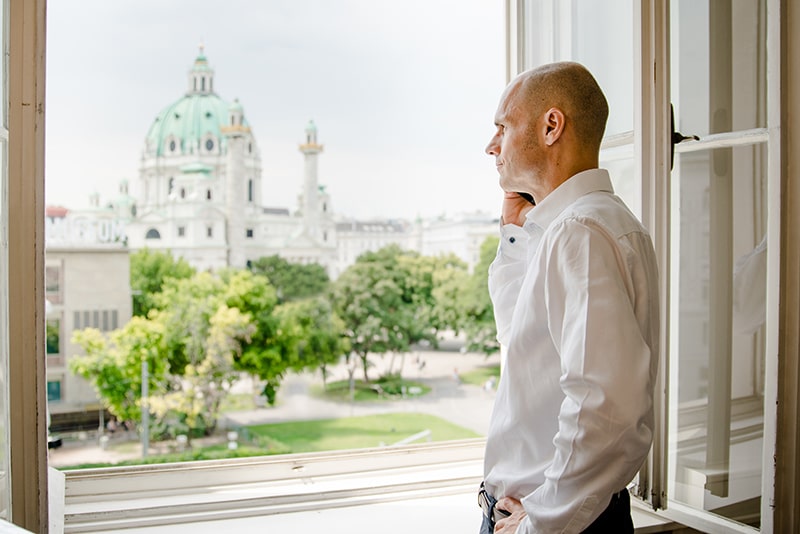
49;348;500;468
224;349;499;435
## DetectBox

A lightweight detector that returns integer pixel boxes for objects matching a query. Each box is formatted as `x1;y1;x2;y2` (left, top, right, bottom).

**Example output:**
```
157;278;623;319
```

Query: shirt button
509;237;516;243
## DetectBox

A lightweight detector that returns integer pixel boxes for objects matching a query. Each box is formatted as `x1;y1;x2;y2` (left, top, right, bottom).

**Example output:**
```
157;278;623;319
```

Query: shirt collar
526;168;614;229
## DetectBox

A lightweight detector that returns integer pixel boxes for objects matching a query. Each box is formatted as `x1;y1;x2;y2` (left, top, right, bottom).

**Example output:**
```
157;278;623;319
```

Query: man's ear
543;107;565;146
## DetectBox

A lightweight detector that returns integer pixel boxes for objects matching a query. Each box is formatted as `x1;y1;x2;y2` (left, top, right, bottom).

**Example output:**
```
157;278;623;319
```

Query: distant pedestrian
483;376;496;392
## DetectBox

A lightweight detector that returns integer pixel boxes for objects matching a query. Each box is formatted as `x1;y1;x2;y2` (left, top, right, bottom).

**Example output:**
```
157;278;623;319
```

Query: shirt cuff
514;516;533;534
498;223;527;261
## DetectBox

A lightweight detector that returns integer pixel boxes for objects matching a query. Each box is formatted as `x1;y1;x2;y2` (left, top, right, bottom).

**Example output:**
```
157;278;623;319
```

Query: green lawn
246;412;479;452
312;376;431;402
459;363;500;387
56;412;479;470
58;445;277;471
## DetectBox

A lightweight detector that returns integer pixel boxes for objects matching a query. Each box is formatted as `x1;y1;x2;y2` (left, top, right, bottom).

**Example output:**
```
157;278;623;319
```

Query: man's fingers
496;496;523;513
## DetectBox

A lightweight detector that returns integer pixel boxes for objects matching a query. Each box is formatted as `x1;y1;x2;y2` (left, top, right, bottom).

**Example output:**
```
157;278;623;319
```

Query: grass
311;376;431;402
459;363;500;387
57;412;479;470
58;445;276;471
246;412;479;453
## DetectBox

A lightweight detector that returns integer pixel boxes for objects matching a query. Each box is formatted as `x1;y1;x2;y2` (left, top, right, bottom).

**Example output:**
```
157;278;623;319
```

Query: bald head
515;62;609;152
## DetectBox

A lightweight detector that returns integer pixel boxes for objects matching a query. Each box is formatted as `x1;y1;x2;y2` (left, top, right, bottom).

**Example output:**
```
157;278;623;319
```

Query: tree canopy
74;241;499;439
70;316;168;424
460;236;500;355
330;245;467;381
248;255;330;303
130;248;195;317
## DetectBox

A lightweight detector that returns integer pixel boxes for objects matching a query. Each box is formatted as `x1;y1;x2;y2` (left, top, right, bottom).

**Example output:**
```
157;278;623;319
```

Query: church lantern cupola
188;44;215;95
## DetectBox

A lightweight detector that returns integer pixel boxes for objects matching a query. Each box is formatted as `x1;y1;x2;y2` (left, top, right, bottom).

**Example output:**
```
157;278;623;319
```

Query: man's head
486;62;609;201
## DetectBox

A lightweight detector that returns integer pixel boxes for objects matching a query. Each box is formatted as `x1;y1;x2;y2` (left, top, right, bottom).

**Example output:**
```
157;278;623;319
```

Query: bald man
478;62;660;533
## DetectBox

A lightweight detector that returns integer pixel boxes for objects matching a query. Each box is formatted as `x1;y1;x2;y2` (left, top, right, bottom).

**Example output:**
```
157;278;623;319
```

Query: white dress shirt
484;168;660;534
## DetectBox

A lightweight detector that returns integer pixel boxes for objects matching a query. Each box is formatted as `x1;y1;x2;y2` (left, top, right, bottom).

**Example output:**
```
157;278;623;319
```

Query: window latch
670;104;699;170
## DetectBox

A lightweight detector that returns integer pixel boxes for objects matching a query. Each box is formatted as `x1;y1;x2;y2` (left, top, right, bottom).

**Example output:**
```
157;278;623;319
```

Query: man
479;62;659;533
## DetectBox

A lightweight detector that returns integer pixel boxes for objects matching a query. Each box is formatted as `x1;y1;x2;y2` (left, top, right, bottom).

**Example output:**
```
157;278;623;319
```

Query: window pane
669;143;767;528
600;150;637;219
45;264;62;304
46;318;61;355
671;0;766;138
46;1;505;472
47;381;62;403
570;0;633;137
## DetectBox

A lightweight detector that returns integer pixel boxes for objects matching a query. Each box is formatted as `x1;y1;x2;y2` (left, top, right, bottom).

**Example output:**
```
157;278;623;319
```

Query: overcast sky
45;1;506;220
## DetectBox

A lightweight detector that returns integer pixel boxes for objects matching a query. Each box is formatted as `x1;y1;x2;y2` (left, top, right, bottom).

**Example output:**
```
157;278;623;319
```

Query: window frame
0;0;8;520
7;0;48;530
4;1;798;532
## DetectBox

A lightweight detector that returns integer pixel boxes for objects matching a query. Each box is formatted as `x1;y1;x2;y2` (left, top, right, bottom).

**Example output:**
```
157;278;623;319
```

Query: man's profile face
485;80;544;194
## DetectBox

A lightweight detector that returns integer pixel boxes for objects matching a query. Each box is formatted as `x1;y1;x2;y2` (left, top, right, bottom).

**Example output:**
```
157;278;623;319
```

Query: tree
147;305;255;437
72;266;344;437
330;245;439;382
273;296;349;389
461;236;500;355
70;317;168;424
156;269;291;409
154;271;228;375
406;253;469;335
248;255;330;303
130;248;195;317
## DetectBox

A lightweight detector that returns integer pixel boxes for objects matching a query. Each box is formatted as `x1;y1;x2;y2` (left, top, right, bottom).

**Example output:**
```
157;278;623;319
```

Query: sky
45;1;507;221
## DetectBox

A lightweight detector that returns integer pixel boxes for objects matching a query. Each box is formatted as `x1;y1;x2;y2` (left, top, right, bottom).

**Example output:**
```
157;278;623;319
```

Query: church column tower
222;99;249;268
299;120;323;241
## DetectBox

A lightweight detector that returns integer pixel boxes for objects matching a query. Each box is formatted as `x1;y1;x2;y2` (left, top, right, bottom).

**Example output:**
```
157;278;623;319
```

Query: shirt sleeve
488;223;529;346
520;217;656;533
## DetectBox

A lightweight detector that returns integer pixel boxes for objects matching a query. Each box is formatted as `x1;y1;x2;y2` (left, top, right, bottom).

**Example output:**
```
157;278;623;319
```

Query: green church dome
145;51;250;157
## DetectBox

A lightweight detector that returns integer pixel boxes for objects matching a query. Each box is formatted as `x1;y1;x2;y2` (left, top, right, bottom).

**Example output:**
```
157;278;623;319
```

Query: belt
478;482;511;523
478;483;628;522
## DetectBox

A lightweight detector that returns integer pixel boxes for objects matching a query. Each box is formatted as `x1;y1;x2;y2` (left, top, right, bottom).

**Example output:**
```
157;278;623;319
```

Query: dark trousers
479;489;633;534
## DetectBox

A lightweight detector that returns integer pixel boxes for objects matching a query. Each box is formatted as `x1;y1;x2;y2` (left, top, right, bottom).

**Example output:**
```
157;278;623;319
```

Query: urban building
43;205;132;426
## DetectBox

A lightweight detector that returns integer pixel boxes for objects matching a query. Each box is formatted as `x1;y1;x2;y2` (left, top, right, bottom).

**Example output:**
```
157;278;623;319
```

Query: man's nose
485;137;499;156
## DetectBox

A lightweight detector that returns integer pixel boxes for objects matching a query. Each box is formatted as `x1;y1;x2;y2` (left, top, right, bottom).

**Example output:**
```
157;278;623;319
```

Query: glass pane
525;0;634;137
668;143;767;528
46;318;61;355
671;0;767;138
600;150;637;219
570;0;633;137
47;1;508;471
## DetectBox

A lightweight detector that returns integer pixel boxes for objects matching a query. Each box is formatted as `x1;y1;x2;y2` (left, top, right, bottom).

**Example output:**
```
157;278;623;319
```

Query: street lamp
141;356;149;458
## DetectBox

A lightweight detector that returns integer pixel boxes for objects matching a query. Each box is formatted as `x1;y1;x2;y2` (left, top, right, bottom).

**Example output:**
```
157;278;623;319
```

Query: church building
125;49;340;274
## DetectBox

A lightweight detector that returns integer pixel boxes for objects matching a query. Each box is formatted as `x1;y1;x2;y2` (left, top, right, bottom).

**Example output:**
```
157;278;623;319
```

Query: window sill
63;439;485;532
61;438;681;533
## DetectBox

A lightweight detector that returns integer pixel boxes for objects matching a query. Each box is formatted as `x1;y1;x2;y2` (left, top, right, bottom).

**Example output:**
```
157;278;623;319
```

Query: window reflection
670;143;767;527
